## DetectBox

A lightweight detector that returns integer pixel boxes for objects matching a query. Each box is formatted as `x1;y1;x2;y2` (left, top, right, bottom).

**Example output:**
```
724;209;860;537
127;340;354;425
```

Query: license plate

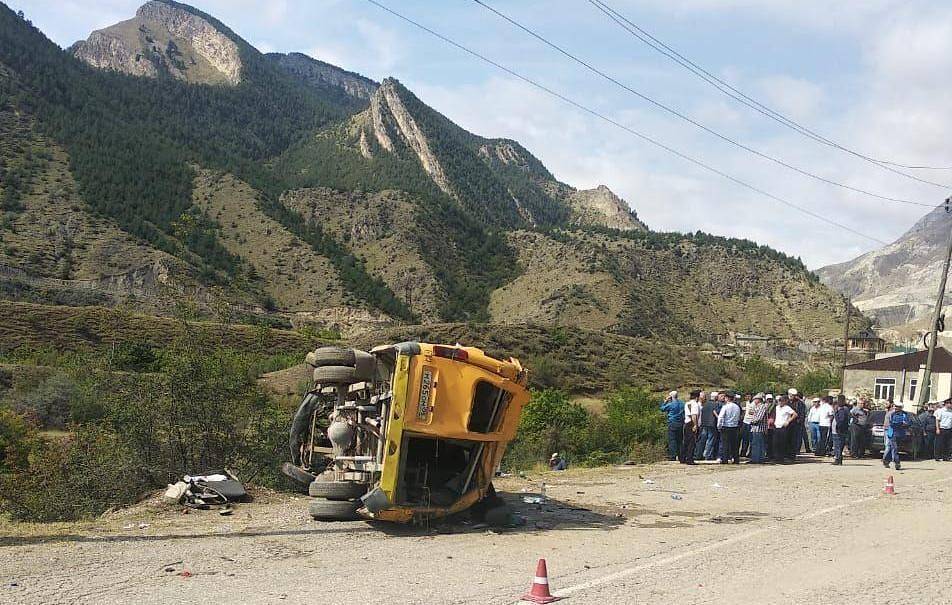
418;368;433;419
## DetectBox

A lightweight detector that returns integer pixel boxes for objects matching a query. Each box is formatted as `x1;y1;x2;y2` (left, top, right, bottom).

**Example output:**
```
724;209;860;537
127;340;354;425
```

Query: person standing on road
883;402;910;470
831;399;850;465
849;398;870;459
806;398;821;453
739;394;752;458
817;396;834;457
717;394;742;464
660;390;684;461
934;399;952;462
919;403;937;462
680;390;702;465
696;392;719;461
773;395;798;463
747;394;769;463
787;389;806;457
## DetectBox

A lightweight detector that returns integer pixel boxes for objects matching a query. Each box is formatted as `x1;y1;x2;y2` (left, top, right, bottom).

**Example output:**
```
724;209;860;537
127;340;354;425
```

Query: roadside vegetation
504;388;667;470
0;321;836;522
0;331;296;522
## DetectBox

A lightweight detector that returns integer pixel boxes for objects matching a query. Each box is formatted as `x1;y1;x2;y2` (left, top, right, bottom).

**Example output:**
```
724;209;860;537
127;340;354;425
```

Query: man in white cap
806;397;821;453
549;452;566;471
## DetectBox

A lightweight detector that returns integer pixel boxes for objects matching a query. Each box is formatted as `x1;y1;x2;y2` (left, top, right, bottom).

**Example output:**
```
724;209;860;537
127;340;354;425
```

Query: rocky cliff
268;52;377;101
71;0;241;85
335;78;644;231
818;204;948;329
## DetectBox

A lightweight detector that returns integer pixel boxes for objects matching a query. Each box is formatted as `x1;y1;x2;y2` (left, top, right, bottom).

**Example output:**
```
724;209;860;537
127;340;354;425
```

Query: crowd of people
660;388;952;469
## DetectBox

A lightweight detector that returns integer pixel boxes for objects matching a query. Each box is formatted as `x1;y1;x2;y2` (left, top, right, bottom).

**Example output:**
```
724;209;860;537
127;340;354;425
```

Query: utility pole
919;196;952;408
840;296;851;386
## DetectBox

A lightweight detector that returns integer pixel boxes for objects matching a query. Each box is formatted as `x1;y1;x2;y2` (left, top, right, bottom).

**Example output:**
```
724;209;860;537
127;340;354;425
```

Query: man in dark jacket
919;404;936;461
831;399;851;465
696;393;720;460
788;389;806;459
849;399;870;459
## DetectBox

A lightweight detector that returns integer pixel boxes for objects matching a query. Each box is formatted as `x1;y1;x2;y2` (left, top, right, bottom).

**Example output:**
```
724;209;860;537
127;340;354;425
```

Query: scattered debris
671;494;683;500
179;570;192;578
137;523;150;529
643;479;655;485
712;483;725;489
165;470;249;512
163;481;188;504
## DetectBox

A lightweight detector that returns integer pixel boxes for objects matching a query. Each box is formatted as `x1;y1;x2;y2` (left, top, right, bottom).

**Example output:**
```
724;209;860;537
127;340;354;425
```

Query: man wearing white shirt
935;399;952;461
679;390;702;465
816;396;834;457
773;395;798;463
717;396;742;464
806;398;821;453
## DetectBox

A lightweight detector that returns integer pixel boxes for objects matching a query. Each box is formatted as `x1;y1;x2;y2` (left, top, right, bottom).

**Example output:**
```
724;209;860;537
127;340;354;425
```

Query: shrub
0;407;34;473
735;356;790;395
518;389;588;436
0;426;147;521
3;372;77;429
795;368;838;396
527;356;569;389
503;387;666;470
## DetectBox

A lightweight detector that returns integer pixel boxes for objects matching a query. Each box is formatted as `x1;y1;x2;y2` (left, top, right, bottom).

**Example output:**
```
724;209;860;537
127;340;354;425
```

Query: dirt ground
3;455;952;605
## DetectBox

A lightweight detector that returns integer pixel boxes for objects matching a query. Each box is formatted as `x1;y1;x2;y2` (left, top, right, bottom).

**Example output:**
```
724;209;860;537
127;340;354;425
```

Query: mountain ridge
818;204;947;331
0;0;849;342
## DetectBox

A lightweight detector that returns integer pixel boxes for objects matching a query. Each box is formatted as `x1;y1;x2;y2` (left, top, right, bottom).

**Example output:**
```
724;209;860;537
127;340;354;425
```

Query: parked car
282;343;530;523
867;410;925;459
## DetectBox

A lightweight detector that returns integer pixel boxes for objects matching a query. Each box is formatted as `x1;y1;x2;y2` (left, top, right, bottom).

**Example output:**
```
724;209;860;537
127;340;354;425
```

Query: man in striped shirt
745;394;769;464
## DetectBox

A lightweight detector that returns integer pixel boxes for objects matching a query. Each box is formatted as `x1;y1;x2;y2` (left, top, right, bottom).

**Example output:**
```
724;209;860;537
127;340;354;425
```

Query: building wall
842;367;951;411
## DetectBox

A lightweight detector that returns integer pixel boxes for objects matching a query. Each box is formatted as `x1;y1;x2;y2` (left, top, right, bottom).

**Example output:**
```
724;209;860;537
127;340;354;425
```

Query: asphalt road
3;455;951;604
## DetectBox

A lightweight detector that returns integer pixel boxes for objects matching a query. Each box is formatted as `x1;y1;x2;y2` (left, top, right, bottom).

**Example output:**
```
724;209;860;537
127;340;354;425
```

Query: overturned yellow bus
282;342;530;523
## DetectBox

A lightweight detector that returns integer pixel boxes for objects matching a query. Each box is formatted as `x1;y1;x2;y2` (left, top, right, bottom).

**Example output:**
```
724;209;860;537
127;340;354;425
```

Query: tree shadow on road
0;523;378;547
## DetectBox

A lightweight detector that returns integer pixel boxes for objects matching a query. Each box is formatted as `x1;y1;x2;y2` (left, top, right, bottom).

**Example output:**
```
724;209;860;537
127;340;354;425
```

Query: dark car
867;410;925;459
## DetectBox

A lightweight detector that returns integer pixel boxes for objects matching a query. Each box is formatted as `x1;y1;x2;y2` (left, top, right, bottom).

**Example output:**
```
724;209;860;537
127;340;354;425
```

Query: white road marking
538;473;952;599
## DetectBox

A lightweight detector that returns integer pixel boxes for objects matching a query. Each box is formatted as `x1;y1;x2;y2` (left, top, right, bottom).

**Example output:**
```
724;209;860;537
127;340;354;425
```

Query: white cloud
756;75;824;121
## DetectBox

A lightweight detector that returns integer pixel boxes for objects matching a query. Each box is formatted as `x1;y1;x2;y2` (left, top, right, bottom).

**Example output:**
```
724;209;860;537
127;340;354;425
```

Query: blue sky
11;0;952;268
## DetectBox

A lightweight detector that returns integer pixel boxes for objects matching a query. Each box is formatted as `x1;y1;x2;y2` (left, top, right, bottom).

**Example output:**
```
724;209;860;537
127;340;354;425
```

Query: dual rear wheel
308;479;368;521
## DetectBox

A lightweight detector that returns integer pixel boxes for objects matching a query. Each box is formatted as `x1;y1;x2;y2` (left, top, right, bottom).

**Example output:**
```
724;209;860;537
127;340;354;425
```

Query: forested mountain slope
0;1;849;342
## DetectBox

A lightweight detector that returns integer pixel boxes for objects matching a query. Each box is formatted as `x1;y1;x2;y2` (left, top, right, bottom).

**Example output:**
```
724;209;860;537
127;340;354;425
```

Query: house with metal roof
847;327;887;355
842;347;952;411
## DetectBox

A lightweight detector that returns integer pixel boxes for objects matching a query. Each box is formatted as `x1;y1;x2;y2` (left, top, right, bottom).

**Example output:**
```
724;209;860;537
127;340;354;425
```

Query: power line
475;0;935;208
590;0;952;180
365;0;894;245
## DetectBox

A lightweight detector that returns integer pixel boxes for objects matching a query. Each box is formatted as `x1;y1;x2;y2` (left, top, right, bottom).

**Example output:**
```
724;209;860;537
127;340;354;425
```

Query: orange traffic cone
884;475;895;495
522;558;562;603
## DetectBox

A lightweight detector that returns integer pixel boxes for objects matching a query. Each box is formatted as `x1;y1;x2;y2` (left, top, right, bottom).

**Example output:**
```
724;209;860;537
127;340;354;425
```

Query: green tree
735;356;790;394
795;368;838;396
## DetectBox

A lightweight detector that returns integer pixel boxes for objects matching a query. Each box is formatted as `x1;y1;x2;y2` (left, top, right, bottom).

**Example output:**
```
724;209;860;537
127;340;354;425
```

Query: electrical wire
475;0;935;208
590;0;952;180
365;0;896;245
